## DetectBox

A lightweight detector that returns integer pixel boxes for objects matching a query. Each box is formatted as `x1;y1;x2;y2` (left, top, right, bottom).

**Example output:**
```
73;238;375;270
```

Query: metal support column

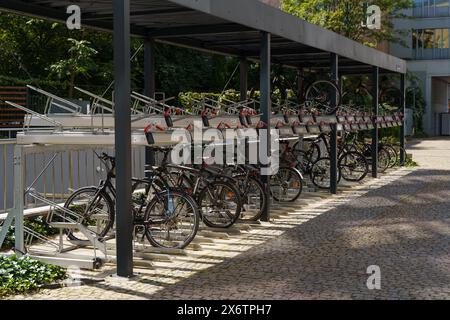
240;57;249;102
372;66;379;178
144;38;156;175
260;31;271;222
400;73;406;166
330;53;339;194
113;0;133;277
13;145;24;255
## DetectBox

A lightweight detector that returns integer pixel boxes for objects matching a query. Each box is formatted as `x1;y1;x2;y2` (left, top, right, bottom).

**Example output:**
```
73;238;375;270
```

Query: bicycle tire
270;167;303;202
198;180;242;228
310;157;342;189
144;189;199;249
234;174;267;221
305;80;342;114
63;187;115;242
339;151;369;182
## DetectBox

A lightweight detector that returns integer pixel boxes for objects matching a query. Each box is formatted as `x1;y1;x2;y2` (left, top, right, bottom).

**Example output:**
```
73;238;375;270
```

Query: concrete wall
407;59;450;135
390;12;450;136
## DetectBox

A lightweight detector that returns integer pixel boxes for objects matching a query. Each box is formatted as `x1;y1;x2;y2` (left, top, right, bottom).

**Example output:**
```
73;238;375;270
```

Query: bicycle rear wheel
378;148;391;173
339;151;369;182
270;167;303;202
310;157;342;189
234;175;267;221
198;181;242;228
144;189;199;249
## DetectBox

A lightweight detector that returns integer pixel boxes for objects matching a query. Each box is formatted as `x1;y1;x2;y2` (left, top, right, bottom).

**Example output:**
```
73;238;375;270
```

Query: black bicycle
63;153;200;249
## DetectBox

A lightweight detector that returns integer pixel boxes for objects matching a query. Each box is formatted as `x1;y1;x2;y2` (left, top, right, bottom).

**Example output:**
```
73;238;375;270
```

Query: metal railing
0;139;146;215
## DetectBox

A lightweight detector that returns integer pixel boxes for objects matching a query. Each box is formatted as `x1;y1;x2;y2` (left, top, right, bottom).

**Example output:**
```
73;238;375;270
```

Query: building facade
390;0;450;136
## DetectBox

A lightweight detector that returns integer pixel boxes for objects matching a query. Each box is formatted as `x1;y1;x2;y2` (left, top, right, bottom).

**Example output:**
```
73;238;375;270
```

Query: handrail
74;87;115;114
27;85;81;114
5;101;63;128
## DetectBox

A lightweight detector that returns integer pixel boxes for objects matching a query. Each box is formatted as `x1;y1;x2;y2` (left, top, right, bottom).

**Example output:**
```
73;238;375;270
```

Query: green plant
1;216;58;251
0;255;66;297
49;38;98;98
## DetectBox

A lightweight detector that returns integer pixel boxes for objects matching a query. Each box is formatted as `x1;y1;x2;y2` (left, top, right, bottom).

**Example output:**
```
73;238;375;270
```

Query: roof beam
0;0;148;36
84;8;195;21
148;23;254;38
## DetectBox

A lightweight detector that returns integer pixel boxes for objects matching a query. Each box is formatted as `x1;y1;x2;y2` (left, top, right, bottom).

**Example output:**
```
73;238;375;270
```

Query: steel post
13;145;24;255
372;66;379;178
144;38;156;175
113;0;133;277
400;73;406;166
330;53;339;194
260;31;271;222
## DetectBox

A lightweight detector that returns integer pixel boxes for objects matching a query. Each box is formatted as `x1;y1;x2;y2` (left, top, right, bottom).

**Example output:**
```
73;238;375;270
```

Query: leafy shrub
1;216;58;251
0;255;66;297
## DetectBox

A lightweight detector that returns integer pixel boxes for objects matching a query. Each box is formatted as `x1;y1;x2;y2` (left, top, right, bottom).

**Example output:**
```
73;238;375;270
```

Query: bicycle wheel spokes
270;167;303;202
339;152;368;182
64;188;114;242
311;158;332;189
199;182;240;228
235;176;266;221
145;190;199;249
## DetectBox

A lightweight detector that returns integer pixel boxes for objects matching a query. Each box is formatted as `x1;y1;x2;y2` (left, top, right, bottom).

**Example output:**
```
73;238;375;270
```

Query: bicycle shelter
0;0;407;277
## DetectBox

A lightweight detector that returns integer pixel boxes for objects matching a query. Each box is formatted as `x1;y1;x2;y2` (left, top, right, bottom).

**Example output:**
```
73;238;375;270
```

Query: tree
49;38;98;98
281;0;414;47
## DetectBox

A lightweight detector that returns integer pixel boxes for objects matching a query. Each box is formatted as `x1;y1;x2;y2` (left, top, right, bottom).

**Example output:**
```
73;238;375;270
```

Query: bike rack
27;85;82;115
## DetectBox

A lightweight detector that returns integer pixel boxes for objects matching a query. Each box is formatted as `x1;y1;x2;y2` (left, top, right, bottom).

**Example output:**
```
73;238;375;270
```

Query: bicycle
154;148;243;229
63;152;200;249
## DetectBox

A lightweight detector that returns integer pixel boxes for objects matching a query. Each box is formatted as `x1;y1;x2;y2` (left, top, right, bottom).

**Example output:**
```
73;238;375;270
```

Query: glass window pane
423;29;435;48
412;30;418;49
443;29;449;49
435;0;449;8
435;29;442;48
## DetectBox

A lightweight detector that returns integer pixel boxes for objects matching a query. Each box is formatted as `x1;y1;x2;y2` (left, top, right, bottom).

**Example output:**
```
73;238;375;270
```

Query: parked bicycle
63;152;200;249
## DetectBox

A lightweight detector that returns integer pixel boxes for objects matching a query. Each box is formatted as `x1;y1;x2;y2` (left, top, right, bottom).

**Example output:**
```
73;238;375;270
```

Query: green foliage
282;0;414;47
49;38;98;97
1;216;58;251
0;255;66;297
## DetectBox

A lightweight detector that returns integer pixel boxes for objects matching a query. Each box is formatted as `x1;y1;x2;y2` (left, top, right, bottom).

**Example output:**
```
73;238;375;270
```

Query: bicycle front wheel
63;187;115;242
144;190;199;249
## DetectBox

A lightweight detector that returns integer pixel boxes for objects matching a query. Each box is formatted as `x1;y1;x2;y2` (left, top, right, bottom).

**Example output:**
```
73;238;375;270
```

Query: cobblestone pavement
6;138;450;300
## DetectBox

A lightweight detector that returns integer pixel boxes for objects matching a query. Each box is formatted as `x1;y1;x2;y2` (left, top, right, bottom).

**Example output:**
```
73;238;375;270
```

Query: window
412;28;450;49
413;0;450;17
423;29;435;48
443;29;450;48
